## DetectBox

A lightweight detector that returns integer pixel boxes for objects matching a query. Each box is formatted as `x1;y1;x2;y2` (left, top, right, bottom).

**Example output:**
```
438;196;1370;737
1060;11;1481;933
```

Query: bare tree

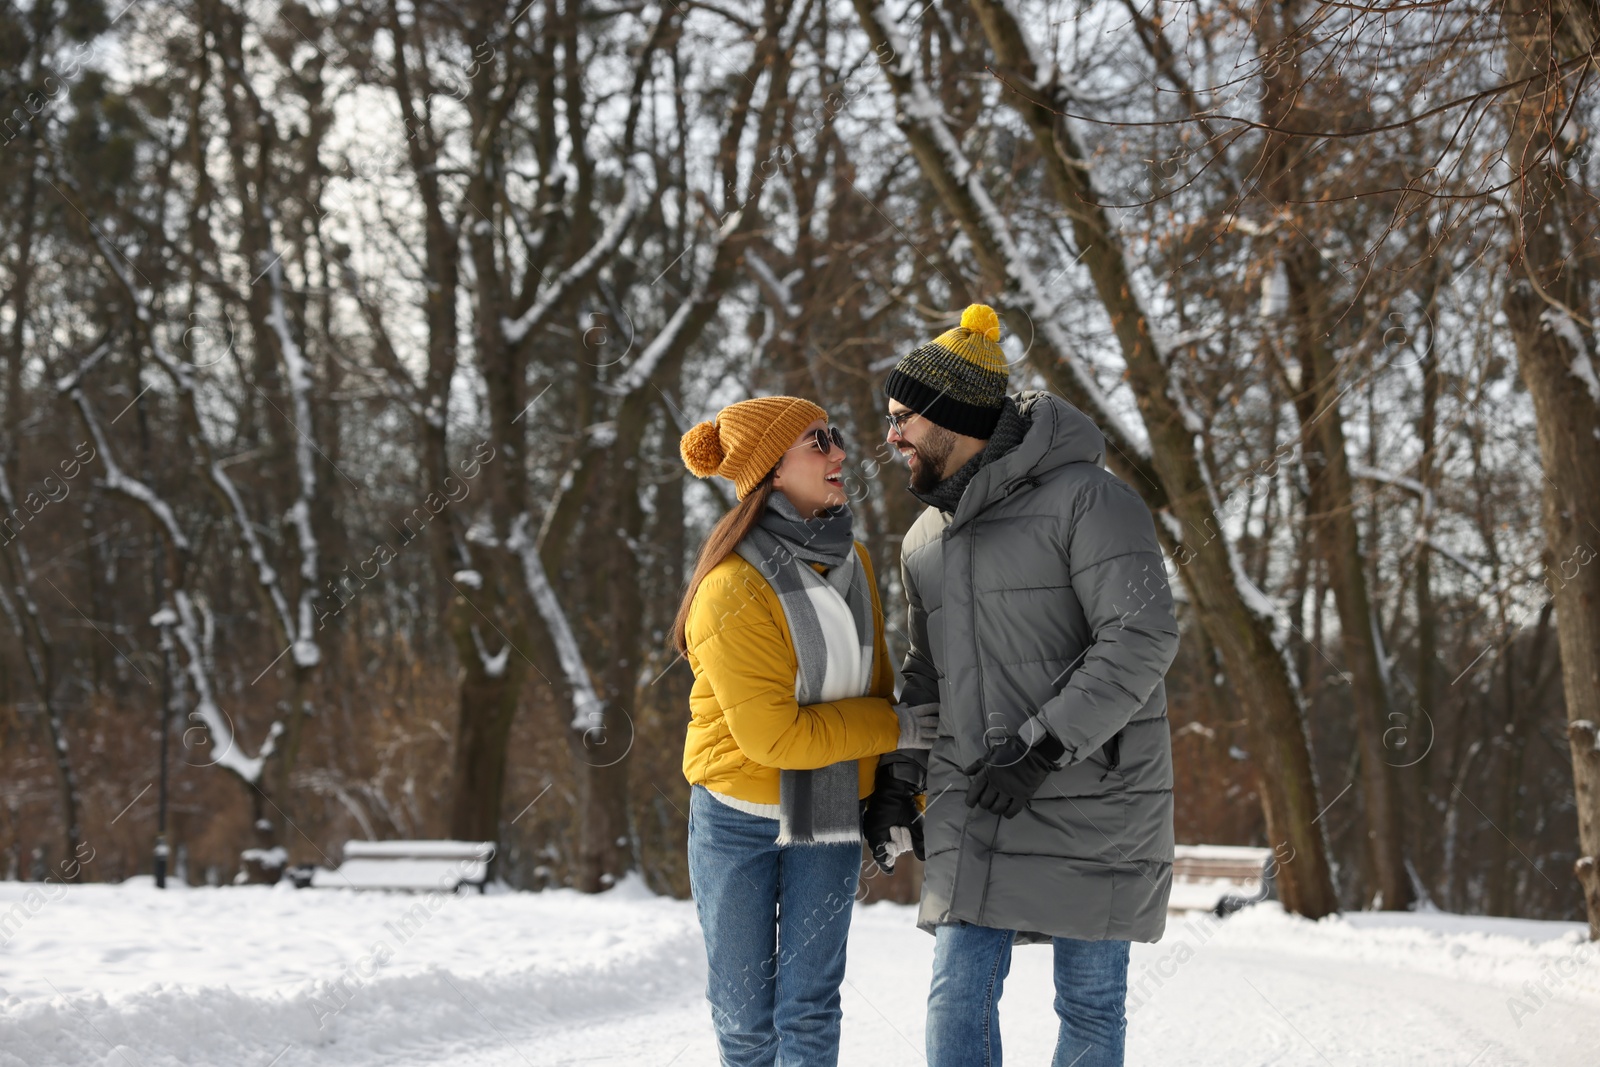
1496;0;1600;937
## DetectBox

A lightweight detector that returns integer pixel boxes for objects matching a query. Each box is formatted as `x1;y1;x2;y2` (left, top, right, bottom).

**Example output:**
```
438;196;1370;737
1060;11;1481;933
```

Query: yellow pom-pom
961;303;1001;343
680;419;725;478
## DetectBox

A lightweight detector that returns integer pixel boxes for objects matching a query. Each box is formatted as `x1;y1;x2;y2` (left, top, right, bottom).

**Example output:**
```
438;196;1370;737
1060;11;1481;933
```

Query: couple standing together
674;304;1181;1066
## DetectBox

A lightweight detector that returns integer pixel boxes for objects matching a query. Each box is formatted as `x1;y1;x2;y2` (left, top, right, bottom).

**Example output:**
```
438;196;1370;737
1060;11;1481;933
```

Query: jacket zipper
954;477;1038;922
964;525;995;920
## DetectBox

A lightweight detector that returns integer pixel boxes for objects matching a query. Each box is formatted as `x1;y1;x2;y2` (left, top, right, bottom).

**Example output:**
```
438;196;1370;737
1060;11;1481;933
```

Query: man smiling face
886;400;959;493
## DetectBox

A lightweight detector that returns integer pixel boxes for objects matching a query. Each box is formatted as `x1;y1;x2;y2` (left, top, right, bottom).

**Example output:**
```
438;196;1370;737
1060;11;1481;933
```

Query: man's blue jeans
687;785;862;1067
926;922;1130;1067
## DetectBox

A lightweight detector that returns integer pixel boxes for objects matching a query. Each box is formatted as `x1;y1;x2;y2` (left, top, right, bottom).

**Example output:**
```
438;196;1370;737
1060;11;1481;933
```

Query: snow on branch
52;336;114;395
1423;537;1490;588
1351;462;1434;516
164;590;278;785
469;624;512;679
61;383;191;554
501;173;644;346
603;204;747;398
746;249;801;319
264;256;324;670
208;460;297;648
88;228;318;672
1538;308;1600;404
601;282;703;397
507;513;605;733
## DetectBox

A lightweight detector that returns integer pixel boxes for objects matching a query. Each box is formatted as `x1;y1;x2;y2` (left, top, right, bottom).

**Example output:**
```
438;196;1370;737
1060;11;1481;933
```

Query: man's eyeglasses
788;425;847;455
884;409;920;435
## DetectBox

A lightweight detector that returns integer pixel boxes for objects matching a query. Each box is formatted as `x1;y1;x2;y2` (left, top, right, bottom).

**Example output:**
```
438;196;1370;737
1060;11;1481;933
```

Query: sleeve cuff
1020;715;1068;764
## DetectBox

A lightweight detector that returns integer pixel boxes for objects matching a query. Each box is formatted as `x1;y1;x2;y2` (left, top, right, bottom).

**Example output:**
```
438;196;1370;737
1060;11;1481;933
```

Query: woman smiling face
771;417;847;517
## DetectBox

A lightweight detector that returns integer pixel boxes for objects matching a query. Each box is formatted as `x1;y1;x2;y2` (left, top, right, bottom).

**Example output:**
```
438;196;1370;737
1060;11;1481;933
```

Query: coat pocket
1093;731;1122;773
1046;755;1123;798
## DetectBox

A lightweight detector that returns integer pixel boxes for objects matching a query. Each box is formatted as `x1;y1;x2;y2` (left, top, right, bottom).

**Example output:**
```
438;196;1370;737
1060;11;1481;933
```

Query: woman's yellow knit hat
883;303;1009;437
680;395;828;499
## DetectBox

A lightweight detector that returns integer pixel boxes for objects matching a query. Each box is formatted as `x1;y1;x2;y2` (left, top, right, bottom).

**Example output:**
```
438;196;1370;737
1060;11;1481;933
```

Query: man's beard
906;426;957;493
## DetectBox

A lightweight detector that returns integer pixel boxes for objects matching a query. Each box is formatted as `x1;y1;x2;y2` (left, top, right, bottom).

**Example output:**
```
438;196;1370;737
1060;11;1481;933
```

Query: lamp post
141;395;175;890
153;707;169;888
153;608;176;889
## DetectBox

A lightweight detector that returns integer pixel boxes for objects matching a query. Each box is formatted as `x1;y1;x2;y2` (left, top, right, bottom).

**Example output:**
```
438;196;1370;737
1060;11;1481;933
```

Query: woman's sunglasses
788;425;848;455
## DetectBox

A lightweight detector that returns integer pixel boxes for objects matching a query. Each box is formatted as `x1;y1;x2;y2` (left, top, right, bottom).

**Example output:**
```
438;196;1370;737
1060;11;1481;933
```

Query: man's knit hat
883;303;1010;438
680;395;827;499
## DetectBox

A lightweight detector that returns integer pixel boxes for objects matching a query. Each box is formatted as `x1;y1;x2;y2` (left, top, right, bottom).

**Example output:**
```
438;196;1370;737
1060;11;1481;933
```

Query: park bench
1167;844;1273;916
306;839;496;893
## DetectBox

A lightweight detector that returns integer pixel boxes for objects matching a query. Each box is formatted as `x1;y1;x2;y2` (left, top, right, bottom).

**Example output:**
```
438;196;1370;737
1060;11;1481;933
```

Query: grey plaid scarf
735;492;876;846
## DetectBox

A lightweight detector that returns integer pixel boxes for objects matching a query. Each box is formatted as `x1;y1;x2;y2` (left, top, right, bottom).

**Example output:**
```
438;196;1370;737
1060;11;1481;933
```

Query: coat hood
950;390;1106;530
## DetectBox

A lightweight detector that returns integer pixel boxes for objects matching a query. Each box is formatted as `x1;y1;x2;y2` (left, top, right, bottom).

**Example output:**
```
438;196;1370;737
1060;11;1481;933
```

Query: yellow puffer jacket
682;543;899;805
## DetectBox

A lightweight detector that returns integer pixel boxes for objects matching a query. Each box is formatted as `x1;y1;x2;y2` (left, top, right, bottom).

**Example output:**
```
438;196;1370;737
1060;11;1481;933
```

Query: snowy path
395;908;1600;1067
1;879;1595;1066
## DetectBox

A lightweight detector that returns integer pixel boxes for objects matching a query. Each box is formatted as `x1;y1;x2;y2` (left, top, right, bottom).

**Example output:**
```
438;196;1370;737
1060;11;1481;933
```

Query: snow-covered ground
2;877;1596;1066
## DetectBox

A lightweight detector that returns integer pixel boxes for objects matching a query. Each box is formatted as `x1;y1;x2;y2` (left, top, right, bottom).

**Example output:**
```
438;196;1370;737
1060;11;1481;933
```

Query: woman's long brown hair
671;471;777;655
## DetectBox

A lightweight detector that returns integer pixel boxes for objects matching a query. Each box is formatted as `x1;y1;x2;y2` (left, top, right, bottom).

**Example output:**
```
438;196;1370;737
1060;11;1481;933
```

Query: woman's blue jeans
687;785;862;1067
926;921;1130;1067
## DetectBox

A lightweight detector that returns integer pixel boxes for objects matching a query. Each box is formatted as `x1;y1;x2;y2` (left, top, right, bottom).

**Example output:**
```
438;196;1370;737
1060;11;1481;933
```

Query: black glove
963;729;1067;818
862;765;924;872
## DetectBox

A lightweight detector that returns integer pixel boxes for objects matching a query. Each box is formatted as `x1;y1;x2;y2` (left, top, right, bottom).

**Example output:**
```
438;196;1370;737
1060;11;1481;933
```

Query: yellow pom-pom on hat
961;303;1002;343
680;420;725;478
679;395;828;499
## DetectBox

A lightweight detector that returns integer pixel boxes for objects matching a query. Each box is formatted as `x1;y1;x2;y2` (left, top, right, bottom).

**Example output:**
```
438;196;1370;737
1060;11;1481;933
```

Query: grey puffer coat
899;391;1181;943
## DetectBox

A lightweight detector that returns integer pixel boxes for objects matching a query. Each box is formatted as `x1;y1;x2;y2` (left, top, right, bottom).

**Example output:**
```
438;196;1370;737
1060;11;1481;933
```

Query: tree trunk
1413;333;1441;889
1499;0;1600;937
447;603;531;845
1247;0;1414;910
572;404;652;892
1279;278;1414;910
